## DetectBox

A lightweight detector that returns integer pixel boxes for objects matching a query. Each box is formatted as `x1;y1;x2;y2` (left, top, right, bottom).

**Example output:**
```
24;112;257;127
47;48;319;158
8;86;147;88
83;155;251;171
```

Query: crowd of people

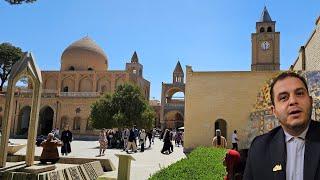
98;125;184;155
38;125;185;164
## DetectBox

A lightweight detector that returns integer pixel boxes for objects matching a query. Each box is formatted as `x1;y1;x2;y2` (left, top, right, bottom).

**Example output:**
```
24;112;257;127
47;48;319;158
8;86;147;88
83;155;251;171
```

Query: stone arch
17;106;31;136
73;116;81;130
214;119;227;138
164;110;184;129
165;87;185;103
79;77;93;92
267;26;272;32
260;27;265;33
0;53;42;167
97;77;111;93
60;116;70;129
44;77;57;90
38;106;54;135
61;77;75;92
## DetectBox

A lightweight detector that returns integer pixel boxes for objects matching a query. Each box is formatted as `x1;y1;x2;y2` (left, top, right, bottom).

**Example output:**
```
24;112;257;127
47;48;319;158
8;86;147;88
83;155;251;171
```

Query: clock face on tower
261;41;270;50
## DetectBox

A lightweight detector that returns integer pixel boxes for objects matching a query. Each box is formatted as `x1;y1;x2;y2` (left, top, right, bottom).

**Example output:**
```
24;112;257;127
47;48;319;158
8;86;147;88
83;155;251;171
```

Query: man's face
271;77;312;135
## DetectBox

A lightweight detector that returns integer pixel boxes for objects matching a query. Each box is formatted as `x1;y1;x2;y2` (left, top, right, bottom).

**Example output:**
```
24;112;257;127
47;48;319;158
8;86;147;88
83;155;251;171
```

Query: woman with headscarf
40;133;62;164
98;129;108;156
212;129;227;148
60;125;73;156
161;129;173;154
139;129;146;152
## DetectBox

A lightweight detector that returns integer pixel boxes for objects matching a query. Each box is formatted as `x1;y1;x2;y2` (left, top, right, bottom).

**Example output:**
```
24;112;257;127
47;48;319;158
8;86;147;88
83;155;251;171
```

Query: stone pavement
11;138;186;180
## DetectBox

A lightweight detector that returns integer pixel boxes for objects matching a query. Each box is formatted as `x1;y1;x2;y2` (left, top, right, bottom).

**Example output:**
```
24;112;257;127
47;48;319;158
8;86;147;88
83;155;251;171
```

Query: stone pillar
75;73;79;92
93;72;97;92
25;81;42;166
115;154;135;180
0;82;15;167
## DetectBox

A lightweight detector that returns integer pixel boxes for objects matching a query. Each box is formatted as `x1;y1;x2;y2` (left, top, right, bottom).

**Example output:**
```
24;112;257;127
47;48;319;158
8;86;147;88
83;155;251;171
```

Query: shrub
149;147;227;180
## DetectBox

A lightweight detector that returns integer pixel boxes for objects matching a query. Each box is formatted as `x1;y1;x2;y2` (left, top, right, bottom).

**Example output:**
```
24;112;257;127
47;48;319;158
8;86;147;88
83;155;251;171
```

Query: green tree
0;43;23;91
5;0;36;5
90;94;114;129
140;106;156;130
90;84;155;129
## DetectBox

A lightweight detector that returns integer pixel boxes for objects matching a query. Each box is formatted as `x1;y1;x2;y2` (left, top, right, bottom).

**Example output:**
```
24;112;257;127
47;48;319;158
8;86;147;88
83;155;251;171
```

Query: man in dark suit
244;72;320;180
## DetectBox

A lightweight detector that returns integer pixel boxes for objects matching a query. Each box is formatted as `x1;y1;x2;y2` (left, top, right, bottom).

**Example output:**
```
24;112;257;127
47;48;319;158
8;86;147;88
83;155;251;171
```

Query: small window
88;67;93;71
260;27;265;33
267;27;272;32
133;69;137;74
69;66;75;71
63;86;69;92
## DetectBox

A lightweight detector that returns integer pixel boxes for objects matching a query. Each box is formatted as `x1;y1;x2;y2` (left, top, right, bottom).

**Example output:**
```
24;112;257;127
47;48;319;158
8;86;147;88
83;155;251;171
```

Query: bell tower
251;6;280;71
173;61;184;84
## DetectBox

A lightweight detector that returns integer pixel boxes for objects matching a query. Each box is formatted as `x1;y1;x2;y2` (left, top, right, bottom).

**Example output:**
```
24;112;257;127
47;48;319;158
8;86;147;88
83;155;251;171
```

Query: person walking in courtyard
40;133;62;164
139;129;146;152
147;129;153;148
60;125;72;156
161;129;173;154
98;129;107;156
212;129;227;148
152;128;156;144
232;130;239;151
175;131;182;147
122;128;130;151
244;72;320;180
126;126;137;153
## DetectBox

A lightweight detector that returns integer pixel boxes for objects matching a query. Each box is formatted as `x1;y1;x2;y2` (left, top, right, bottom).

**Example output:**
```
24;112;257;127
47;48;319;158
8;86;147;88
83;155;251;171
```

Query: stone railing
163;103;184;112
59;92;101;97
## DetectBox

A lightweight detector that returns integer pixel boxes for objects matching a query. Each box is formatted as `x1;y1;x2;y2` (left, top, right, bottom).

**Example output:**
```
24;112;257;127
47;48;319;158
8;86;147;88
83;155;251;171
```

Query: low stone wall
6;155;115;172
0;161;104;180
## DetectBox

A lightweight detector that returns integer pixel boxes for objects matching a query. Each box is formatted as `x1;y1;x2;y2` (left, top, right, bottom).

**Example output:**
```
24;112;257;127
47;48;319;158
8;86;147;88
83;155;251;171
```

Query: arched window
88;67;93;71
73;117;81;130
63;86;69;92
69;66;75;71
260;27;265;33
267;27;272;32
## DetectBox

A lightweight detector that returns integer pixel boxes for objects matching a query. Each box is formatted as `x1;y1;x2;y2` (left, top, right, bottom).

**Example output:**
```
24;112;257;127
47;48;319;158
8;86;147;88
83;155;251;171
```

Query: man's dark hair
270;71;309;105
234;130;237;133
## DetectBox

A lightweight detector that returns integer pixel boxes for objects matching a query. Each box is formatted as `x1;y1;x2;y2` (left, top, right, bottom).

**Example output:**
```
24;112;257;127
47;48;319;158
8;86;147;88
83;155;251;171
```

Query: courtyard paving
11;138;186;180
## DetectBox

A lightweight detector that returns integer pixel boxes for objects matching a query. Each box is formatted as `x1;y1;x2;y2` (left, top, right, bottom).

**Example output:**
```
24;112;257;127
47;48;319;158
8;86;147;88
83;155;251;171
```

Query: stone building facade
0;37;150;137
291;17;320;71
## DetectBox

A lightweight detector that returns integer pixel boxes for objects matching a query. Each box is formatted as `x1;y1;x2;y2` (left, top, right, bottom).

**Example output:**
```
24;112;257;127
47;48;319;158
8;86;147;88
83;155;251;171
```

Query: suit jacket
243;120;320;180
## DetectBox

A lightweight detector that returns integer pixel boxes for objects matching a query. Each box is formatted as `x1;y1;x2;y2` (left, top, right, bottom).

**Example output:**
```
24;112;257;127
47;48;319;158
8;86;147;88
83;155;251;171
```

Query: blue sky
0;1;319;99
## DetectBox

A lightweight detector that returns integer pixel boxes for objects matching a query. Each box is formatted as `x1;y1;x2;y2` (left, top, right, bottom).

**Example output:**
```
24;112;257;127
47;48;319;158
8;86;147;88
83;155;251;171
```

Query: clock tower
251;6;280;71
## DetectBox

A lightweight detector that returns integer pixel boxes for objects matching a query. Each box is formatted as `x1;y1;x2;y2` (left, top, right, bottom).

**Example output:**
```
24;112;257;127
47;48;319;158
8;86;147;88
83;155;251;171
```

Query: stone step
97;171;117;180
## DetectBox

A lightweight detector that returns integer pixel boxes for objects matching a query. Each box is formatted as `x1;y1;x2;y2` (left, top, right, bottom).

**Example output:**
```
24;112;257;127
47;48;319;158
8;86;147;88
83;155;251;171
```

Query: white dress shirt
284;126;309;180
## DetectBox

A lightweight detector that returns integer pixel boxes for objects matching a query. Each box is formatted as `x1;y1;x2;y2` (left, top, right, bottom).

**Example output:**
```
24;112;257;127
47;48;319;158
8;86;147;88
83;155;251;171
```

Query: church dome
61;37;108;71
